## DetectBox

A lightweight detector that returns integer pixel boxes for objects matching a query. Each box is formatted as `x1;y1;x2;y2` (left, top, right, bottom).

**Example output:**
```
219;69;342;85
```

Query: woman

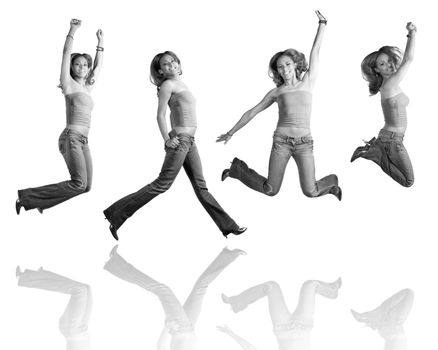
17;267;93;350
16;19;103;214
351;288;414;350
103;51;245;240
104;246;245;350
350;23;417;187
217;11;341;201
221;277;342;350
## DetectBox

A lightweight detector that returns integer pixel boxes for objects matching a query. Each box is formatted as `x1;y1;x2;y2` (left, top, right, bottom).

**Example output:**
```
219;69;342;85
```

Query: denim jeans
104;133;239;234
18;128;92;210
229;132;338;198
361;129;414;187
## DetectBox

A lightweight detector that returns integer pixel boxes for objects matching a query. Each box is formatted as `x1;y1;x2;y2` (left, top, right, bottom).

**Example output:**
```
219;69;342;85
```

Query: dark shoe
15;199;22;215
223;227;247;238
221;169;230;181
109;224;119;241
351;137;377;162
37;208;44;214
350;146;367;162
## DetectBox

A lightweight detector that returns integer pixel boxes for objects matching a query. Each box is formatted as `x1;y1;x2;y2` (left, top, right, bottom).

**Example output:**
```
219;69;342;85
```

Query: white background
2;0;436;349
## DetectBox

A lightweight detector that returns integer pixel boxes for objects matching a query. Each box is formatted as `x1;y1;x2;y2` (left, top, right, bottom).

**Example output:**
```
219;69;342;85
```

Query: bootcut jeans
360;129;414;187
104;133;239;234
18;128;92;211
229;132;338;198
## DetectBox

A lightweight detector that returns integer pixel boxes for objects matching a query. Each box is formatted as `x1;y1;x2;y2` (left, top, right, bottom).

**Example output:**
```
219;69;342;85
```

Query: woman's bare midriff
66;124;90;137
275;126;311;138
173;126;197;137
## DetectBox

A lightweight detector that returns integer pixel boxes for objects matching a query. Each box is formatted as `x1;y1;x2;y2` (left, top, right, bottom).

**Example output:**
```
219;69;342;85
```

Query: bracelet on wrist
226;132;233;137
96;46;104;52
319;19;327;24
67;34;74;40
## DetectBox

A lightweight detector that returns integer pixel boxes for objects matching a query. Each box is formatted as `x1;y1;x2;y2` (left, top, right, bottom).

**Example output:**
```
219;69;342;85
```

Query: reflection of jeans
104;134;238;234
229;133;338;197
104;247;242;350
18;128;92;210
18;268;92;350
361;129;414;187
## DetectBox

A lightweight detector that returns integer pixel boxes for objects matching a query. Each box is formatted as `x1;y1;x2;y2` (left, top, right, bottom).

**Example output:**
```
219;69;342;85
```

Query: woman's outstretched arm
386;22;417;88
217;325;258;350
305;10;327;88
216;89;276;144
156;80;180;149
60;19;81;89
90;29;104;85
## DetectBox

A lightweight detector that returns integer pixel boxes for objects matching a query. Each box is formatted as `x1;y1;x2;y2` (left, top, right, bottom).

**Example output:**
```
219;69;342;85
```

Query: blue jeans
18;128;92;210
104;134;239;234
229;132;338;197
361;129;414;187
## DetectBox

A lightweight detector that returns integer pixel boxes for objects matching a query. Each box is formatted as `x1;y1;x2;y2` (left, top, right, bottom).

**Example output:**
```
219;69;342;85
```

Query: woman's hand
70;19;81;29
96;29;104;40
315;10;327;22
165;136;180;149
406;22;417;34
216;132;232;144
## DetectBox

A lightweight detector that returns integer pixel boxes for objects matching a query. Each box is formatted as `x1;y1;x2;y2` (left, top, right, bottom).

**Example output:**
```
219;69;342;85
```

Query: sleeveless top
276;90;312;128
381;92;409;129
65;92;94;129
168;90;197;128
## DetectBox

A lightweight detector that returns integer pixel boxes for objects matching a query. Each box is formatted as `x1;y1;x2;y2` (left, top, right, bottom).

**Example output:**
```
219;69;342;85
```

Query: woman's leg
290;278;342;325
352;289;414;350
17;267;92;350
223;281;292;325
103;248;192;332
356;131;414;187
292;141;339;198
183;247;245;325
18;130;90;211
183;142;240;234
228;140;291;196
103;142;189;230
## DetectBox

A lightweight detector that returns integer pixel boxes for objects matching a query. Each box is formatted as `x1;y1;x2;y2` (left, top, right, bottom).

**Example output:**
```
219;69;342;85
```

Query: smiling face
159;54;181;78
276;55;296;82
375;53;396;77
71;56;90;80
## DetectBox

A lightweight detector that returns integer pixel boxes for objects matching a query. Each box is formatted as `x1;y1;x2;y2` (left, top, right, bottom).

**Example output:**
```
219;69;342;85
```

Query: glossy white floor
3;0;436;349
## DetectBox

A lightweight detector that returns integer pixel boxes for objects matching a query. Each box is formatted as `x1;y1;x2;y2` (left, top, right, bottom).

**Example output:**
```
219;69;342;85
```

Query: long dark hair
150;51;182;93
361;46;403;95
268;49;308;87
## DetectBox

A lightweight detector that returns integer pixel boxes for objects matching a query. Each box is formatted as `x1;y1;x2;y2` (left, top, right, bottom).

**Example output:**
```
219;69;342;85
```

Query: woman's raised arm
217;325;258;350
216;89;276;144
60;19;81;88
386;22;417;88
90;29;104;85
306;10;327;88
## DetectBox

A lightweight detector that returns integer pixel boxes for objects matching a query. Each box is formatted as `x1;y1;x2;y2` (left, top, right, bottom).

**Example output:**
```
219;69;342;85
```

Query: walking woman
351;22;417;187
351;288;414;350
103;51;245;240
17;267;93;350
221;278;342;350
104;246;245;350
217;11;341;201
16;19;103;214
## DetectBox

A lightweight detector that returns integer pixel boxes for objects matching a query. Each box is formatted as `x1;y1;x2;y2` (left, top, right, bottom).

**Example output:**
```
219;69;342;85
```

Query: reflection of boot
222;281;276;313
351;137;376;162
315;277;342;299
351;289;414;338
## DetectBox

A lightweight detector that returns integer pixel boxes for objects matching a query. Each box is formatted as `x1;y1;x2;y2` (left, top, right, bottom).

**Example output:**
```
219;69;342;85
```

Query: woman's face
159;54;180;78
276;55;296;81
72;56;90;80
375;53;396;77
